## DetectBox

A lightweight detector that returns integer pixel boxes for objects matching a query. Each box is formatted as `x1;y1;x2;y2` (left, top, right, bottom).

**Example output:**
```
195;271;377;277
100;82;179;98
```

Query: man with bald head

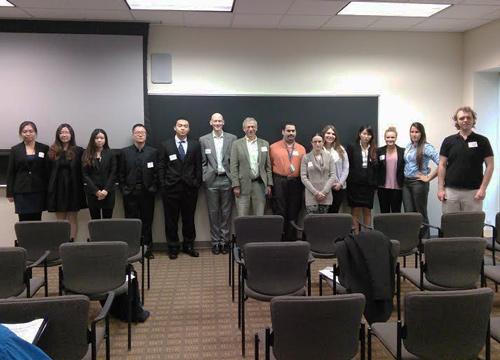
199;113;237;254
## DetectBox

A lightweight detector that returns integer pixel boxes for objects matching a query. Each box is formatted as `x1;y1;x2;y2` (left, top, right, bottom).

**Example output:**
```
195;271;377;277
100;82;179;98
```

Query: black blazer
346;143;377;187
82;149;117;196
6;142;49;197
376;145;405;188
158;138;202;189
119;144;158;195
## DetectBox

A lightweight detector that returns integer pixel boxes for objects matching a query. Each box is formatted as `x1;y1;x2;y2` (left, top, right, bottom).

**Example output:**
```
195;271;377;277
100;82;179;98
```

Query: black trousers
271;175;303;241
18;213;42;221
377;188;402;213
329;189;346;213
89;207;113;219
123;188;155;247
161;183;198;253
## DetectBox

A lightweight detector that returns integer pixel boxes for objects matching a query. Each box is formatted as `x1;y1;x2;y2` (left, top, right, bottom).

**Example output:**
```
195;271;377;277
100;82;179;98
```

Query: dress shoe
221;243;229;255
182;247;199;257
211;244;220;255
168;252;178;260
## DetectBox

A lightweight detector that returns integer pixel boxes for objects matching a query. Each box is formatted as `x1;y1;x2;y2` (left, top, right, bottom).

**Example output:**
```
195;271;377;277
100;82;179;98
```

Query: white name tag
261;146;268;152
379;155;385;161
38;152;45;158
147;162;154;168
292;150;299;156
307;161;313;168
468;141;478;148
169;154;177;161
204;148;212;154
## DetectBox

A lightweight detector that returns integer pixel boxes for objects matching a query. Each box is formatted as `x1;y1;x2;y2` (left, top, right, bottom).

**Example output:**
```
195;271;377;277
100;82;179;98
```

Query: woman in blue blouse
402;122;440;238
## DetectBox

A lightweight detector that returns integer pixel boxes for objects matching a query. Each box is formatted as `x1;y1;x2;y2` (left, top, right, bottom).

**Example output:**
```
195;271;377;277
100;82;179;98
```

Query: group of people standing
6;105;494;260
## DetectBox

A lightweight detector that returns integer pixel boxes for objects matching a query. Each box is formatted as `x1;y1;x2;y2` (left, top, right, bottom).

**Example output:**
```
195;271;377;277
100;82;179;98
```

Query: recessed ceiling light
0;0;14;7
338;1;450;17
126;0;234;12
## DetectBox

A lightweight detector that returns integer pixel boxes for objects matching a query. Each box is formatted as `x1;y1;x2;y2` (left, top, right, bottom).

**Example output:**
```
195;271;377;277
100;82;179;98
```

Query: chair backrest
271;294;365;360
60;241;128;294
303;213;352;255
0;247;26;298
441;211;485;238
243;241;310;296
373;213;422;255
0;295;90;360
234;215;284;248
15;220;71;263
404;288;493;359
88;219;142;257
424;237;486;288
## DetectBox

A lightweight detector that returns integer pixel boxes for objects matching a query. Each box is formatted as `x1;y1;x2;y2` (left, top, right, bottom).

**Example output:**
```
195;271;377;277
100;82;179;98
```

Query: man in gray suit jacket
230;117;273;216
200;113;237;255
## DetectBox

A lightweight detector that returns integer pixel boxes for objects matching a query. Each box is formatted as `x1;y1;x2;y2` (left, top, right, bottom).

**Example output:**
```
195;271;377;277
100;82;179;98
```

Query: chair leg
319;274;323;296
367;326;372;360
141;260;145;305
242;285;246;357
486;318;491;360
91;322;97;360
265;328;270;360
238;264;241;329
254;333;259;360
307;264;311;296
43;261;48;296
147;257;151;289
127;283;132;350
232;254;236;302
105;314;110;360
360;322;366;360
229;243;232;287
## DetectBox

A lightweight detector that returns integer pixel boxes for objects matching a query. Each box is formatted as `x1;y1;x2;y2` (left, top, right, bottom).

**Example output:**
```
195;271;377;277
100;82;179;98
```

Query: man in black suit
119;124;158;258
158;118;202;259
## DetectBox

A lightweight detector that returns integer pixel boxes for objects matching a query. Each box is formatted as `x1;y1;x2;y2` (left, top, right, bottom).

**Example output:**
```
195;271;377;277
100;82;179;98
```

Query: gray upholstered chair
368;288;493;360
424;211;485;238
399;237;486;291
0;247;48;299
14;220;71;296
59;241;132;351
0;294;113;360
373;213;422;267
255;294;366;360
491;316;500;345
240;241;310;356
230;215;284;315
485;212;499;265
88;218;147;304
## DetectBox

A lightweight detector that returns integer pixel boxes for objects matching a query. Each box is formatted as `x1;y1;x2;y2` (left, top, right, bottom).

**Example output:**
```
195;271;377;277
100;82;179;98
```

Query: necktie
178;140;186;160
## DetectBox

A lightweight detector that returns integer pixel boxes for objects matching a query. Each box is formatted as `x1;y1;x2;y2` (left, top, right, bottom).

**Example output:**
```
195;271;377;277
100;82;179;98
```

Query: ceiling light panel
0;0;14;7
126;0;234;12
338;2;451;17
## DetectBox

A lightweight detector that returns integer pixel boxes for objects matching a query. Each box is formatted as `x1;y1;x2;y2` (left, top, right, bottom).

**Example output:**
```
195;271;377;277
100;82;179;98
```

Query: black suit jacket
376;145;405;188
119;144;158;195
82;149;117;196
158;138;202;190
346;143;378;187
6;142;49;197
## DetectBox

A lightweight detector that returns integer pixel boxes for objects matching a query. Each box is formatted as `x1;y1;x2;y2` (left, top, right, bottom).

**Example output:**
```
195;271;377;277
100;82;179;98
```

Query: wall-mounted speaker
151;53;172;84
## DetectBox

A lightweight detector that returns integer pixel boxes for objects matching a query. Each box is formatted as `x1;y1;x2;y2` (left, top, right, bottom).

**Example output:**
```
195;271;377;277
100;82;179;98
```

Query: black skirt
347;183;376;209
86;191;115;210
14;192;46;214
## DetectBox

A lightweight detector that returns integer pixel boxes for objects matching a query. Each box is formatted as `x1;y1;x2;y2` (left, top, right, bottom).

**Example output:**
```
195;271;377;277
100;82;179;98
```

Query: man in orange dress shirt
269;122;306;241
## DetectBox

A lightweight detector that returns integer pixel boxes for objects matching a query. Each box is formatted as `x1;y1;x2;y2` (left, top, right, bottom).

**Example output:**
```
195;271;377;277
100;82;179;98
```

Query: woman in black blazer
346;125;378;232
47;124;86;239
376;126;405;213
6;121;49;221
81;129;116;219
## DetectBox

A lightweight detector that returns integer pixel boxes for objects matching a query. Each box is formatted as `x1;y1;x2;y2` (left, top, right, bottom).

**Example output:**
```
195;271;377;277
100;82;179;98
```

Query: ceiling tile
287;1;347;16
132;10;184;25
23;8;134;21
460;0;500;5
0;6;31;18
234;0;295;15
11;0;128;10
482;7;500;19
183;12;233;27
434;4;500;18
322;15;378;29
412;17;491;31
279;15;330;29
232;14;282;28
368;16;425;30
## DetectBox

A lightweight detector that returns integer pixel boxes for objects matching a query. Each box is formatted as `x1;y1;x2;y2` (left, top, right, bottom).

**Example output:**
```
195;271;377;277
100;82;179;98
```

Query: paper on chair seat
3;318;47;344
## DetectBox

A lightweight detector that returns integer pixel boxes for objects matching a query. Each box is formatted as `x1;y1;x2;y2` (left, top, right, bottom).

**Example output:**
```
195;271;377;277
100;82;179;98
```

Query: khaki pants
236;180;266;216
442;187;483;214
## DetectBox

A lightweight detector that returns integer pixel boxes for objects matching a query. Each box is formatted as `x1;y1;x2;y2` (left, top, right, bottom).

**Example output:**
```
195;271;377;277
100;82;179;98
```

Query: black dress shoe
211;244;221;255
168;252;178;260
221;243;229;255
182;247;199;257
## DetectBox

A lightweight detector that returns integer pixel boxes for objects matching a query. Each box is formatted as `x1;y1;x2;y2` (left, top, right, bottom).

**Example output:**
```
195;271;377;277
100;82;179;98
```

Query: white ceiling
1;0;500;32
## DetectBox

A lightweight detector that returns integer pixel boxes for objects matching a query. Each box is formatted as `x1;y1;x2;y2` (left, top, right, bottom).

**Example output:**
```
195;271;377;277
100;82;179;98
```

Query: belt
251;177;263;182
216;173;227;177
274;173;299;180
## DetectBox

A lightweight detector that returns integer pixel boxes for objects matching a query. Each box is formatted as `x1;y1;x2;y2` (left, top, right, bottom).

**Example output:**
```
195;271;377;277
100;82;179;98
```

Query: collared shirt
213;131;225;173
270;140;306;177
404;142;439;178
360;142;370;169
324;145;349;188
439;131;493;189
246;136;259;178
133;144;146;184
175;136;188;154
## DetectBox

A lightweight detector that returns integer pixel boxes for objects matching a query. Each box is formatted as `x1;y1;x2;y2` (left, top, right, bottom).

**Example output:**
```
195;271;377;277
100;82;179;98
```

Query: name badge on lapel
261;147;268;152
205;149;212;154
169;154;177;161
468;141;478;148
38;152;45;158
379;155;385;161
147;162;154;168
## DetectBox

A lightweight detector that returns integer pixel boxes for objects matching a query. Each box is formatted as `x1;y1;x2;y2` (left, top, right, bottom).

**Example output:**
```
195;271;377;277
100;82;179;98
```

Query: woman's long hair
356;125;377;161
410;122;427;170
322;124;345;160
82;129;109;167
48;123;76;160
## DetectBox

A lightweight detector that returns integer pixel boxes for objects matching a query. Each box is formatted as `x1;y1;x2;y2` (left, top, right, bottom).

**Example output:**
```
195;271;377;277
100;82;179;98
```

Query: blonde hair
384;126;398;137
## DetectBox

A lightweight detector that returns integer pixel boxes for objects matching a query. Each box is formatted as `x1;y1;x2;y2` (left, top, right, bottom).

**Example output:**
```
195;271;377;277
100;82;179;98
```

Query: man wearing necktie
158;118;202;259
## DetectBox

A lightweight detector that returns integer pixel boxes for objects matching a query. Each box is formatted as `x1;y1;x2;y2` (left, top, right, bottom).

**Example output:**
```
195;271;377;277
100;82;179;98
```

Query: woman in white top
322;124;349;213
300;134;337;214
